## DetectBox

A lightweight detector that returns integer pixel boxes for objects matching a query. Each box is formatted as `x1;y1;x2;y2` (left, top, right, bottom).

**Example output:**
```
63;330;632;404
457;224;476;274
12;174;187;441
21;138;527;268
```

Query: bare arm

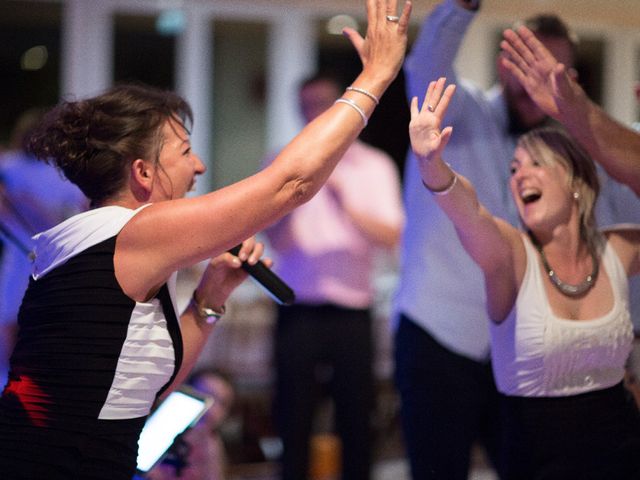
409;77;523;322
117;0;413;301
501;25;640;196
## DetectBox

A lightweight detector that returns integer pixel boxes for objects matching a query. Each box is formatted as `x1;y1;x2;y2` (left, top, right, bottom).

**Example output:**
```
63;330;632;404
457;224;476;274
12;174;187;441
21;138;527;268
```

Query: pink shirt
266;140;404;308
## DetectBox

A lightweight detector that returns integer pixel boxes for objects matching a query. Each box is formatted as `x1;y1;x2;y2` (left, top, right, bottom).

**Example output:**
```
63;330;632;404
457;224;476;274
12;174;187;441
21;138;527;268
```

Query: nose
193;153;206;174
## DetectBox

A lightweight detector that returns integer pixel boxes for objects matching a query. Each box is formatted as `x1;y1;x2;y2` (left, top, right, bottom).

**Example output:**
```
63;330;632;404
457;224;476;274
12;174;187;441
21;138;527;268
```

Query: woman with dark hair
0;2;412;478
410;77;640;479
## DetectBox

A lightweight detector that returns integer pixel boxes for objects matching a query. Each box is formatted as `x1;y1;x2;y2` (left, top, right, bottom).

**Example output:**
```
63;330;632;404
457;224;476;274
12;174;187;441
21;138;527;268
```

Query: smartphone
135;386;213;476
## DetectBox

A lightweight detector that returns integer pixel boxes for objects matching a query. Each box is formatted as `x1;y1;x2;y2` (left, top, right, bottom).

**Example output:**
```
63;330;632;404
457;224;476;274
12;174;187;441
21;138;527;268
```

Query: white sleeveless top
490;234;634;397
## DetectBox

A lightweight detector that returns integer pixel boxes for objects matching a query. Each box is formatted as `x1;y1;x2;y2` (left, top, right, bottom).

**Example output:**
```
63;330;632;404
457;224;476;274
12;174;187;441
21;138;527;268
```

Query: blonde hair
517;127;602;253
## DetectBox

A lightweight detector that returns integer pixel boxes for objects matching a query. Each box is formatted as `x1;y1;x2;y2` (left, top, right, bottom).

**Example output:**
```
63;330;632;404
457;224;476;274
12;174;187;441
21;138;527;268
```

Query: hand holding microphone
228;244;295;305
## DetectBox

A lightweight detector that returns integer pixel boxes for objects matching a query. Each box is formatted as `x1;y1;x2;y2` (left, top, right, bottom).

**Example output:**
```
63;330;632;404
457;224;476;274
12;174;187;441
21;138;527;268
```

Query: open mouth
521;189;541;205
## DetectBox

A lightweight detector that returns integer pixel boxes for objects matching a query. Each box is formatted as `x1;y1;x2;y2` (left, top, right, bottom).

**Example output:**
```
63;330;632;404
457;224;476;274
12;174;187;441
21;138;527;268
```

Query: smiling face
149;117;206;201
510;128;600;245
509;145;575;233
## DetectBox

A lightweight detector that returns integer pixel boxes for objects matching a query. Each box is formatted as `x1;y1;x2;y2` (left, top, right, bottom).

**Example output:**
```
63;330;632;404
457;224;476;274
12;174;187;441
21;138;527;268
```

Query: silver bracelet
346;86;380;105
334;98;368;128
422;164;458;195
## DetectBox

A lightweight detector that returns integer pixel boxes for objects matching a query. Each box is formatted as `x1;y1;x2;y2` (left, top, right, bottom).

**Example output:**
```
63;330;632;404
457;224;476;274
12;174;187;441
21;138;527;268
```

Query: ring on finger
427;104;435;112
386;15;400;22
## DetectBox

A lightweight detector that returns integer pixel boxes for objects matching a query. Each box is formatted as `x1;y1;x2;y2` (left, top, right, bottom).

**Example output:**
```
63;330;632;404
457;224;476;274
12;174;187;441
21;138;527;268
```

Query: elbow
285;177;316;207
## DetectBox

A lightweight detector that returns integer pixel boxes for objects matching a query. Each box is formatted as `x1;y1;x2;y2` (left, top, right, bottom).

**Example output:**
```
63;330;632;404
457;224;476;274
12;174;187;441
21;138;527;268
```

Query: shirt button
584;375;594;385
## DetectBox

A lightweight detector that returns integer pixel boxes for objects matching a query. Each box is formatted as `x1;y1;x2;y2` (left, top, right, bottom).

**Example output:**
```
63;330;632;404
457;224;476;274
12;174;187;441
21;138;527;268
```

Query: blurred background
1;1;639;479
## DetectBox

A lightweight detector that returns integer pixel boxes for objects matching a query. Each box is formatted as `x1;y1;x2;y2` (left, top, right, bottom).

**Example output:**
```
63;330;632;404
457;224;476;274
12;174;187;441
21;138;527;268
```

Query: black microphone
228;245;295;305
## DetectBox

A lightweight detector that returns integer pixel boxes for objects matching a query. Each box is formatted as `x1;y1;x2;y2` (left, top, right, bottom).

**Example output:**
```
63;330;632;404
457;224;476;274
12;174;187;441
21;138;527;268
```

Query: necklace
535;242;599;297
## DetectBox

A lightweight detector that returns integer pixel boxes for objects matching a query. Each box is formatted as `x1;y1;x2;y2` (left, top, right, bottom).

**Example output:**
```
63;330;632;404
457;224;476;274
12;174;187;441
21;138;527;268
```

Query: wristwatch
190;291;226;325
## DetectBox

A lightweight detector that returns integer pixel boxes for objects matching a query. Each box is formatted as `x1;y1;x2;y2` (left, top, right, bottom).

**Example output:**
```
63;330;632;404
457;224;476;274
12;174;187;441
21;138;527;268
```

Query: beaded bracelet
334;98;368;127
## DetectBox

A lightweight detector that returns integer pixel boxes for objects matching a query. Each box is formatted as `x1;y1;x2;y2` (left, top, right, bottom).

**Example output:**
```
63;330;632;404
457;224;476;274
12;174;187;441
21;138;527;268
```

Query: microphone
228;245;295;305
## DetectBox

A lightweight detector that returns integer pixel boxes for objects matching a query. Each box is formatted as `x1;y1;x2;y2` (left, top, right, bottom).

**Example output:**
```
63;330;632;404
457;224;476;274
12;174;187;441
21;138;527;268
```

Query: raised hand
409;77;456;163
343;0;412;85
500;25;586;122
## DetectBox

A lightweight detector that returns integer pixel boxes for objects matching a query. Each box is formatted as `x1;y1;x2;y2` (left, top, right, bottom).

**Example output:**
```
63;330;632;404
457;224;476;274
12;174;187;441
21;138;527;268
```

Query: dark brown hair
27;83;192;207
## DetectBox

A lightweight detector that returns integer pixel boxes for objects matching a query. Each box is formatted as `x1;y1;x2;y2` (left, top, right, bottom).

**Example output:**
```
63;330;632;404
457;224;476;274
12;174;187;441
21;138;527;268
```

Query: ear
131;158;154;193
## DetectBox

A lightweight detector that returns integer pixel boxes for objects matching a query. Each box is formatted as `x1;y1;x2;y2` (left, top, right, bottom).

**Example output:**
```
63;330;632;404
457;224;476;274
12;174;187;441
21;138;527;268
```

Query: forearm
342;207;402;248
560;100;640;196
405;0;476;99
421;158;509;270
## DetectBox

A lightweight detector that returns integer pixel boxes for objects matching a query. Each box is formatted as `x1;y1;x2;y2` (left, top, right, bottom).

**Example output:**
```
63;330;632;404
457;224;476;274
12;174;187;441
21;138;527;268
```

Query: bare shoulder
603;224;640;276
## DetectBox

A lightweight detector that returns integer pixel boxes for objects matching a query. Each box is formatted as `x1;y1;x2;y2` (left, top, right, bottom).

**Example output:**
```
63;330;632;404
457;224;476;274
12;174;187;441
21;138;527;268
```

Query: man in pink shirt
263;72;405;480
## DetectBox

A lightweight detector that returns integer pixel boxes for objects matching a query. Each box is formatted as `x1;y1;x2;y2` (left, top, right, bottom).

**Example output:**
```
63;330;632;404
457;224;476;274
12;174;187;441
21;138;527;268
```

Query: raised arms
501;25;640;196
409;77;524;322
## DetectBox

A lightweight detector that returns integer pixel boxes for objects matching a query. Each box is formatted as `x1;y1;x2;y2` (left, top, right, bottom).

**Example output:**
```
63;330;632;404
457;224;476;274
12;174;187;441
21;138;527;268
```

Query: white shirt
491;234;634;397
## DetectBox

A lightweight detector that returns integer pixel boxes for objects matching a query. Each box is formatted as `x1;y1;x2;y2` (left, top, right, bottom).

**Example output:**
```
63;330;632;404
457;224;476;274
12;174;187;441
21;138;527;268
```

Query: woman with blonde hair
410;77;640;479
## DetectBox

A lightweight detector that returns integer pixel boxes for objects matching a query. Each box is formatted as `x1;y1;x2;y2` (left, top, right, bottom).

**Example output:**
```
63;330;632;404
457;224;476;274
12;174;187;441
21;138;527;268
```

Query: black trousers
394;314;503;480
274;303;374;480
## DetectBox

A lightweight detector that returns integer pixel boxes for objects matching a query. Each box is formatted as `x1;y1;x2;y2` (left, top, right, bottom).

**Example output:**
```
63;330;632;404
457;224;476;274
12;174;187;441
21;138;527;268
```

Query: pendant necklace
533;238;599;297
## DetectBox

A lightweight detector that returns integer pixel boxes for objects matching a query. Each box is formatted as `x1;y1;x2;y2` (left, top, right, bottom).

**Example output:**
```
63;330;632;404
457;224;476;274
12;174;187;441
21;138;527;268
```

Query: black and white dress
0;205;183;479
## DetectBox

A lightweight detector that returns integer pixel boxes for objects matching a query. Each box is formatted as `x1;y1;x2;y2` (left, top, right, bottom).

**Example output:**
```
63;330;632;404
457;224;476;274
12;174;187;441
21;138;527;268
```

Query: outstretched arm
501;25;640;196
117;0;413;302
409;77;523;322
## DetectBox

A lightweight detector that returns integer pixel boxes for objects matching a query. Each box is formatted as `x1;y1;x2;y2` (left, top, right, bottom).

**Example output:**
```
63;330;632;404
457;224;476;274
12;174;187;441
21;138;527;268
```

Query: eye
509;164;518;175
182;147;191;156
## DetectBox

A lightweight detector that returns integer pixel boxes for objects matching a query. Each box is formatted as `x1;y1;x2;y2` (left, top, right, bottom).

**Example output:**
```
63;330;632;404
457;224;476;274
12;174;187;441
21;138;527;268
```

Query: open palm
409;77;455;162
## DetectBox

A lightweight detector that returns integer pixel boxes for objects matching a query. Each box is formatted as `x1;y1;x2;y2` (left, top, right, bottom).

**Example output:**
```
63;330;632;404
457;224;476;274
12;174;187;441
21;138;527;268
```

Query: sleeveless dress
0;206;183;480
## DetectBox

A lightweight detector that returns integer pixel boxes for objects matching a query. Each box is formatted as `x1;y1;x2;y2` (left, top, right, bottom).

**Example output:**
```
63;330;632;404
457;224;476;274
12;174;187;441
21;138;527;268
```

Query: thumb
439;126;454;151
342;27;365;62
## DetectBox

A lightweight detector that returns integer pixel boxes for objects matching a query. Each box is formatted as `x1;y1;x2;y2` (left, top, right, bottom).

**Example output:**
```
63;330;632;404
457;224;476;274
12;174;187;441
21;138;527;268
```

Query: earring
573;191;580;200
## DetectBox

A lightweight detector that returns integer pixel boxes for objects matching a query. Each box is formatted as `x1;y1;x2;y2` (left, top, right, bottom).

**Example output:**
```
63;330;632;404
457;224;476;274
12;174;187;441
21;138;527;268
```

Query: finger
386;0;399;16
212;252;242;268
342;27;364;59
551;63;572;95
397;1;412;33
439;126;454;150
500;56;528;86
434;84;456;117
410;96;419;119
427;77;447;113
423;80;437;113
247;242;265;265
502;29;535;66
500;40;528;74
516;25;553;62
236;237;257;261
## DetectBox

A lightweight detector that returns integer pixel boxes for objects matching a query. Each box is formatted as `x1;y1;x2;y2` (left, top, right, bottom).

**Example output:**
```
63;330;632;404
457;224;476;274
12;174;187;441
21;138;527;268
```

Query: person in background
149;368;236;480
0;1;412;478
392;1;578;478
410;76;640;480
263;72;405;480
0;108;87;389
500;25;640;196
